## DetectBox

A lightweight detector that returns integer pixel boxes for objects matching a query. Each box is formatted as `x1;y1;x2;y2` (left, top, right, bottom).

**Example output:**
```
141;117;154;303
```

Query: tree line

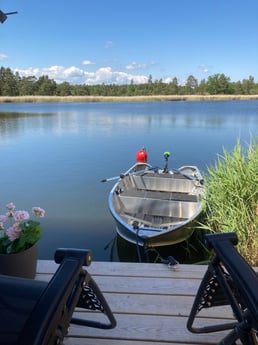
1;66;258;97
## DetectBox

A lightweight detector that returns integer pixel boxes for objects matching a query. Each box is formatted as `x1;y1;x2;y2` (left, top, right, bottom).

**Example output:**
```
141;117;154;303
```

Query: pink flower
14;210;30;222
0;201;45;253
0;215;7;223
6;222;21;241
0;215;7;230
6;202;15;211
32;207;45;218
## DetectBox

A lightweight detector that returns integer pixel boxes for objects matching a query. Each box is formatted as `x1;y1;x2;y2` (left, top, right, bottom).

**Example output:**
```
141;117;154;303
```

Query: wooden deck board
36;260;244;345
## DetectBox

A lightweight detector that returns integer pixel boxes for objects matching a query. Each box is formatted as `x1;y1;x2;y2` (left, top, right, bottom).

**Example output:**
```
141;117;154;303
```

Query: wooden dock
36;260;244;345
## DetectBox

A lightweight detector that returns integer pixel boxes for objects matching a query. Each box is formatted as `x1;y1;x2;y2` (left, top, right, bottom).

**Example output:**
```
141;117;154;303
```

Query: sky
1;0;258;85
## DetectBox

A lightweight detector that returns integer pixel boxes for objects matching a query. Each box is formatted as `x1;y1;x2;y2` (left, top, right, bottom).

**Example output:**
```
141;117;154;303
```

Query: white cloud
63;66;86;78
82;60;95;65
125;62;148;70
163;76;173;83
14;67;40;77
14;65;87;84
95;67;113;82
85;67;148;85
199;64;211;74
14;65;149;85
0;54;8;60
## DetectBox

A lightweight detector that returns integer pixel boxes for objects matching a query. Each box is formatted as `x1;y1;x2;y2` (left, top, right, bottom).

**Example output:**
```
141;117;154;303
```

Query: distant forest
1;66;258;96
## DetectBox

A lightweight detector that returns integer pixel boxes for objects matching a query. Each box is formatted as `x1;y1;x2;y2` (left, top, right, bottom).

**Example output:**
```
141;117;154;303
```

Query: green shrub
201;137;258;266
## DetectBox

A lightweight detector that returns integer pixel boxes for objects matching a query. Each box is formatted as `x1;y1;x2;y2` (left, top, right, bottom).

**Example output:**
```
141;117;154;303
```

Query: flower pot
0;243;38;279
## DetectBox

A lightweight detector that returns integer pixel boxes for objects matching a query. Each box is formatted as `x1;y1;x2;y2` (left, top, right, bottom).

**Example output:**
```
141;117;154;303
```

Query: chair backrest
18;250;90;345
187;232;258;344
0;248;116;345
205;232;258;326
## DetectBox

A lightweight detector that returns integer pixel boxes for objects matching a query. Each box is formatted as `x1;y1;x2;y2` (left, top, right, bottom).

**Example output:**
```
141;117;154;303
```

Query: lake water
0;100;257;262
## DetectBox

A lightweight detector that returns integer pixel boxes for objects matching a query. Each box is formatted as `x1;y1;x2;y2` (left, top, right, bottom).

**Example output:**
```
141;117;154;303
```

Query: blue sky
1;0;258;85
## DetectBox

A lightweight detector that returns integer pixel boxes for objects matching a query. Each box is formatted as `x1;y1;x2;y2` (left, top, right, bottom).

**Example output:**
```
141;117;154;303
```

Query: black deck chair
0;248;116;345
187;232;258;345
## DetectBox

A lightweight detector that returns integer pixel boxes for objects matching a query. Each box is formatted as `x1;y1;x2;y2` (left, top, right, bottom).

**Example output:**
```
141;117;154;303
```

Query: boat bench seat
132;175;196;194
118;195;199;219
122;212;188;228
121;189;198;202
187;232;258;344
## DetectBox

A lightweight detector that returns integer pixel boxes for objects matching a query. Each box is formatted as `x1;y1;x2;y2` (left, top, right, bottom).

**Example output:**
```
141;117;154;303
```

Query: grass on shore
200;137;258;266
1;94;258;103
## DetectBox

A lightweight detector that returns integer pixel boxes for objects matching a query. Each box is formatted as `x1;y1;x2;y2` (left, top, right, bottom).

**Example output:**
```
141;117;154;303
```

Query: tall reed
201;137;258;266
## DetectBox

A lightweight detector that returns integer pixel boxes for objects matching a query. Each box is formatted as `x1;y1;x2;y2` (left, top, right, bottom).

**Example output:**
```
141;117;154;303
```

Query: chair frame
0;248;116;345
187;232;258;345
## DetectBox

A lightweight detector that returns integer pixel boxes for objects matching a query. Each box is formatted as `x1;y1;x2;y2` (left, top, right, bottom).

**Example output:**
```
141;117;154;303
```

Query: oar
101;174;124;183
101;166;159;183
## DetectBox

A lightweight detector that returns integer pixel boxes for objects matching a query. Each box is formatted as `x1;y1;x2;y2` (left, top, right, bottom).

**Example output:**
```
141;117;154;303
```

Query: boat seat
0;248;116;345
133;175;195;193
122;212;188;229
119;195;199;220
121;189;198;202
187;232;258;345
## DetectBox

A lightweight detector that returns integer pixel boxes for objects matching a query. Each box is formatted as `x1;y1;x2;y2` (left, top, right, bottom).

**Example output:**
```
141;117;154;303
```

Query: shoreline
1;94;258;103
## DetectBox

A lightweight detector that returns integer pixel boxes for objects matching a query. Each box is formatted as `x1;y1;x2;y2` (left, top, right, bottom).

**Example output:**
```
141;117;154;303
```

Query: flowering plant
0;202;45;254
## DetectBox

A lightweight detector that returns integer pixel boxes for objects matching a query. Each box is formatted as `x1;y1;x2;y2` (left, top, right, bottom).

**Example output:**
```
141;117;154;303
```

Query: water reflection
109;231;209;264
1;100;257;139
0;101;257;260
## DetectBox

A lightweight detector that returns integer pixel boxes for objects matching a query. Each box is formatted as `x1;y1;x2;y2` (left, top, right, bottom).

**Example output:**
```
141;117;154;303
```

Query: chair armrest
18;250;89;345
54;248;92;266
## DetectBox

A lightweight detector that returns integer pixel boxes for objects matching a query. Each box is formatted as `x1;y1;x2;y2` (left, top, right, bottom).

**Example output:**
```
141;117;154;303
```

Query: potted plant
0;202;45;278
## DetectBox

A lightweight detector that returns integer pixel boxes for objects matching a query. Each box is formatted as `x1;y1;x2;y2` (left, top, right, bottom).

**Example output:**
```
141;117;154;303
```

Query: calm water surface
0;101;257;261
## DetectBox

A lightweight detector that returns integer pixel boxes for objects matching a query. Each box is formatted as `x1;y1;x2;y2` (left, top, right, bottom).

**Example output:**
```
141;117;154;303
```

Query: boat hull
115;222;195;247
108;162;205;248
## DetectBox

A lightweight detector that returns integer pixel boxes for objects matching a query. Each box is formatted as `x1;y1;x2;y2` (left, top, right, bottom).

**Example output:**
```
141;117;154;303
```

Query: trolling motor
163;151;171;173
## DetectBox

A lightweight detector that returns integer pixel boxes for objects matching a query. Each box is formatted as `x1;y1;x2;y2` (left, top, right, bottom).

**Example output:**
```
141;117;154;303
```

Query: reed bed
201;137;258;265
1;95;258;103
